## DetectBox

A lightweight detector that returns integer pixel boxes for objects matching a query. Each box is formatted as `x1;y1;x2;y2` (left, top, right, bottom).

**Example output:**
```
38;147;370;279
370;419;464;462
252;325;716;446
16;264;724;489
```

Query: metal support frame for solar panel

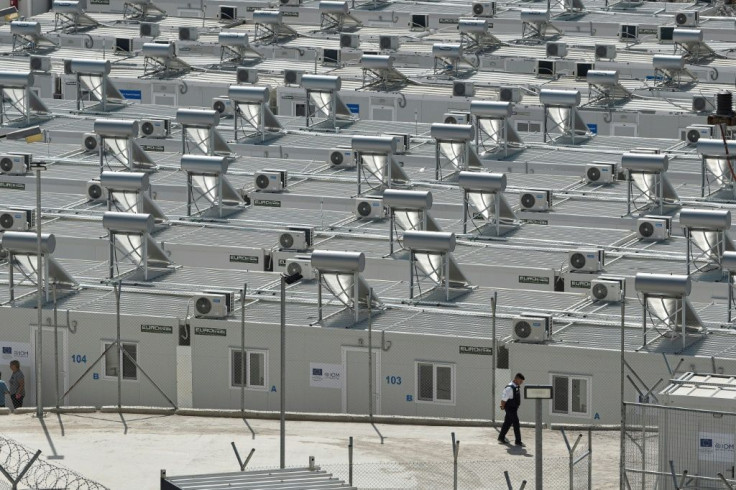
409;249;453;301
353;137;409;195
585;71;632;107
635;274;705;353
95;120;155;173
698;140;736;199
673;29;717;65
653;62;696;89
178;109;232;157
181;156;243;220
470;102;524;157
10;23;58;54
218;33;262;67
53;5;99;34
230;87;282;143
542;103;588;145
432;44;476;77
71;73;125;114
319;6;361;33
625;168;668;215
520;17;561;43
387;207;431;256
252;11;298;45
458;172;518;238
360;55;410;91
432;124;481;181
458;19;503;55
722;252;736;323
316;269;364;324
0;74;49;126
3;233;77;305
104;213;174;282
123;1;166;21
101;171;167;224
404;231;469;303
550;0;585;14
305;89;336;129
680;209;734;276
622;153;679;216
142;44;192;79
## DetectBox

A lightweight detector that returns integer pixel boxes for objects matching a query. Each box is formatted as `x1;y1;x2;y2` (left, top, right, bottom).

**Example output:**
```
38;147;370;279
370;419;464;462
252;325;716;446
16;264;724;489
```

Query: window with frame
416;362;454;403
104;342;137;380
551;374;590;416
231;349;267;388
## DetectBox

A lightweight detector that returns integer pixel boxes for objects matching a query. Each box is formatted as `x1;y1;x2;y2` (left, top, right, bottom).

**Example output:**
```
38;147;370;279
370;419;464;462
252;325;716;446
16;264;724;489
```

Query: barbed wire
0;436;108;490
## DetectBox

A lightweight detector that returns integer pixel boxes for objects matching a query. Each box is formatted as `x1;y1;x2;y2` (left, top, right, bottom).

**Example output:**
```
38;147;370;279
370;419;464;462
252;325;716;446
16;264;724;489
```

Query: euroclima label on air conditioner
254;199;281;208
570;281;591;289
230;255;259;264
519;275;549;285
459;346;493;355
0;182;25;190
141;324;173;334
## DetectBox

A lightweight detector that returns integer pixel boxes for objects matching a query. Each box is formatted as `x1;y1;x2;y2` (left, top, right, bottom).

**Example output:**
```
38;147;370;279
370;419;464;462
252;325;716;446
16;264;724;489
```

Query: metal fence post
348;436;353;486
451;432;459;490
588;429;592;490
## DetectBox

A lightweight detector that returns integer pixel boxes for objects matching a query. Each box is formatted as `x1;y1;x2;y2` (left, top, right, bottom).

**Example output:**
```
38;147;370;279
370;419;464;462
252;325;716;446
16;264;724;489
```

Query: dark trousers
499;409;521;443
11;395;23;409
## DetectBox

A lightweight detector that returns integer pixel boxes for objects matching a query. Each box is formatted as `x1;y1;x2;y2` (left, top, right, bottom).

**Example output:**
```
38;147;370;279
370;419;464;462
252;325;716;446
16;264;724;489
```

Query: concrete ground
0;411;621;489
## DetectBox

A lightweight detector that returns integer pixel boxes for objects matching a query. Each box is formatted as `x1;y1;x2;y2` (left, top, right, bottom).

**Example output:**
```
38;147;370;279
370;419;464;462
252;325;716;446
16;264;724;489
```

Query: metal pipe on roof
100;171;149;191
94;119;138;138
403;230;456;253
634;273;691;297
383;189;433;210
621;153;669;173
1;232;56;255
311;250;365;273
679;208;731;230
458;171;507;192
102;212;154;234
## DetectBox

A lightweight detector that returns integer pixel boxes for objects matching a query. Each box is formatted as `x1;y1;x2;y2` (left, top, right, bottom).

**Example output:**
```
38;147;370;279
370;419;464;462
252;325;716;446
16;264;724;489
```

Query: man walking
8;360;25;409
498;373;525;447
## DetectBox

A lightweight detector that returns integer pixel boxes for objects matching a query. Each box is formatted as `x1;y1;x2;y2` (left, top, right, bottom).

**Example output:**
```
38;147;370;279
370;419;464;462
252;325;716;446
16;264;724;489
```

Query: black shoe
498;438;510;444
515;442;526;447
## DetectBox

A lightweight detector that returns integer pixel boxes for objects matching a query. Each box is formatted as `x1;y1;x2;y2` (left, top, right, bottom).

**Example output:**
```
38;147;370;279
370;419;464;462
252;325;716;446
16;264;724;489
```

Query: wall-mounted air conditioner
179;27;199;41
0;209;35;231
594;44;616;60
140;22;160;38
519;190;552;211
499;86;522;103
512;314;551;343
328;148;356;168
683;124;713;145
193;292;234;319
86;179;108;202
284;69;303;86
569;249;604;273
139;119;170;138
546;42;567;58
386;133;410;154
212;97;235;117
254;170;287;192
0;153;31;176
340;33;360;49
279;226;313;251
691;95;713;113
636;215;671;241
354;197;385;219
453;81;475;98
237;67;258;84
585;163;616;184
443;112;470;124
285;256;316;280
379;35;400;51
472;1;496;17
82;132;99;152
30;56;52;72
590;277;624;302
675;11;698;27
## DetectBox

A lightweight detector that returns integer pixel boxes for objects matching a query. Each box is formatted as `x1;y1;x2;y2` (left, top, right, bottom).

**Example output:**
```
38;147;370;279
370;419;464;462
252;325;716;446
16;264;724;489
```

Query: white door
341;347;380;414
30;326;69;407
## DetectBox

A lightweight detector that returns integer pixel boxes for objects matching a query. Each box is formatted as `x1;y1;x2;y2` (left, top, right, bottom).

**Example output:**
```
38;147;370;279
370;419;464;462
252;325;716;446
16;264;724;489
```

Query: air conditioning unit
340;33;360;49
0;209;35;231
283;69;303;86
0;153;31;175
354;197;385;219
279;227;313;251
281;0;301;5
675;11;698;27
657;26;675;43
546;42;567;58
140;22;160;38
535;59;557;77
637;215;671;241
692;95;713;113
585;163;616;184
254;169;287;192
619;24;639;41
512;314;551;343
193;292;233;319
453;81;475;97
285;256;315;280
320;48;340;66
472;1;496;17
237;67;258;84
574;62;594;79
86;179;108;202
139;118;170;138
594;44;616;60
385;133;410;154
684;124;713;145
179;26;199;41
519;190;551;211
212;96;235;117
30;55;51;72
379;35;400;51
590;277;624;302
443;112;470;124
499;86;522;103
218;5;237;21
82;132;99;152
328;148;356;168
569;249;604;273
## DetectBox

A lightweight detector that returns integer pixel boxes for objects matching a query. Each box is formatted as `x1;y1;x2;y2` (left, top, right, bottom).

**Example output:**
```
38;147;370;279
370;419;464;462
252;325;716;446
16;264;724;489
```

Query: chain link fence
624;403;736;490
0;436;108;490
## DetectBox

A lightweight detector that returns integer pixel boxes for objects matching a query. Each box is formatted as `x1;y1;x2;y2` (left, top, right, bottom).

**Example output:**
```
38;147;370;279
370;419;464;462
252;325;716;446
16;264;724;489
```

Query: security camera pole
525;385;553;490
280;272;302;469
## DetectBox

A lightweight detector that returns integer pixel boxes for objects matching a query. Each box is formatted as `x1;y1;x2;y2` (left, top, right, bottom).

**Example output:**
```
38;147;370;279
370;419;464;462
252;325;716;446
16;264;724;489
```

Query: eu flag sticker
312;368;323;376
700;439;713;448
2;347;11;354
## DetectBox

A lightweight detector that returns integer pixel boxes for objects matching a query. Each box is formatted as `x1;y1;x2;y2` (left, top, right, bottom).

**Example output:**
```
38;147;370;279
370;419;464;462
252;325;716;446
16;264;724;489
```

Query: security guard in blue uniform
498;373;525;446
